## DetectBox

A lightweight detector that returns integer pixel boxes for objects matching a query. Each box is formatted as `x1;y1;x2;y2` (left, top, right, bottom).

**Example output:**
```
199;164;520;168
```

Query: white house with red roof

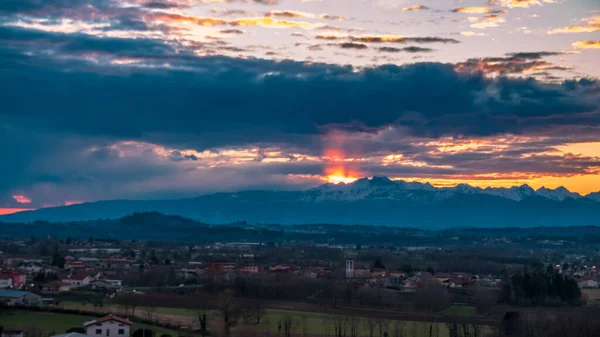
62;273;93;288
83;314;133;337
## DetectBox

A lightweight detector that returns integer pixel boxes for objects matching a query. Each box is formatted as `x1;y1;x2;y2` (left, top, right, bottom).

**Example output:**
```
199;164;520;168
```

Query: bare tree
331;315;349;337
391;321;405;337
349;316;361;337
375;318;390;337
281;314;295;337
218;289;238;337
197;304;212;337
364;317;377;337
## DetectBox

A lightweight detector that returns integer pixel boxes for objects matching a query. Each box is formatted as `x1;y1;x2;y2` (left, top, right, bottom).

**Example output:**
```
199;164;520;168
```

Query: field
583;288;600;306
439;305;476;317
0;310;178;336
55;302;491;337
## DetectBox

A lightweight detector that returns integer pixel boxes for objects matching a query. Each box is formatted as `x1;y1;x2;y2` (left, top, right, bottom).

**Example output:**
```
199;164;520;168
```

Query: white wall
86;320;130;337
0;278;12;288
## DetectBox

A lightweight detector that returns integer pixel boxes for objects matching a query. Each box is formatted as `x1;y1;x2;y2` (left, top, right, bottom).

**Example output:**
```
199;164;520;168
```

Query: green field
61;301;199;317
583;288;600;306
439;305;476;317
0;310;177;336
54;301;495;337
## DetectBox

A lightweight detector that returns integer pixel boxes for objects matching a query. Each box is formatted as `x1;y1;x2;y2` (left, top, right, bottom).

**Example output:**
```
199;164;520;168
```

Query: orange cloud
468;14;506;29
65;200;85;206
490;0;556;8
147;13;227;26
265;10;313;18
548;16;600;34
147;13;320;29
12;195;31;204
572;40;600;49
452;7;505;14
232;17;318;29
402;5;429;12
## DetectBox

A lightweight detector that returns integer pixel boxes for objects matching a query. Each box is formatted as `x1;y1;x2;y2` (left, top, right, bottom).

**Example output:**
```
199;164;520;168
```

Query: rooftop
0;290;32;298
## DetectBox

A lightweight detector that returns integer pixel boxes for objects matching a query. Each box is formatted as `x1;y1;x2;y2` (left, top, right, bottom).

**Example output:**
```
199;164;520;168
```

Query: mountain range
1;177;599;228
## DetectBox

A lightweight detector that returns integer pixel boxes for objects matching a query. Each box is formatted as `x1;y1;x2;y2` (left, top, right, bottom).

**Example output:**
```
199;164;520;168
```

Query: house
83;314;133;337
0;275;13;288
51;333;91;337
62;274;93;288
0;290;42;306
0;272;26;288
577;275;599;288
42;281;73;293
206;262;236;273
1;330;25;337
239;265;260;274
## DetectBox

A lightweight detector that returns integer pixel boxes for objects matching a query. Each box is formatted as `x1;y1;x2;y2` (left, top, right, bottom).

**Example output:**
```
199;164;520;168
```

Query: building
345;260;354;279
51;333;91;337
0;290;42;306
62;274;93;288
83;314;133;337
1;330;25;337
42;281;73;293
577;275;599;288
0;271;26;288
206;262;236;273
239;265;260;274
0;275;13;288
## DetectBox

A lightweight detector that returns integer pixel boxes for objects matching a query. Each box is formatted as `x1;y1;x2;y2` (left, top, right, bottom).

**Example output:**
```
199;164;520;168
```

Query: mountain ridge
1;177;598;227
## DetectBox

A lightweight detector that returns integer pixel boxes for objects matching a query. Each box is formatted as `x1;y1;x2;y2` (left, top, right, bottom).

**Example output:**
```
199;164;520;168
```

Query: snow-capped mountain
309;176;591;202
1;176;598;226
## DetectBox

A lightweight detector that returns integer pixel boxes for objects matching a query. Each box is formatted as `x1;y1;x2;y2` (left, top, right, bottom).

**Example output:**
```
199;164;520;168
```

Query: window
118;329;125;335
96;329;102;335
106;329;110;336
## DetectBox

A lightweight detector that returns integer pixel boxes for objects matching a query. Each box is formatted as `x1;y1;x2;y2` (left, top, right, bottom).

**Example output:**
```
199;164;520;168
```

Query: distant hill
1;177;599;227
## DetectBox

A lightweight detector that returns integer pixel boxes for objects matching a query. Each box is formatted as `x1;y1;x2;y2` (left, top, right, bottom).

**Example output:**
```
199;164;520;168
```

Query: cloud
350;35;460;44
489;0;557;8
339;42;368;49
378;46;434;53
452;7;506;14
12;195;32;204
219;29;245;34
460;31;486;36
572;41;600;49
548;16;600;34
468;14;506;29
454;51;573;74
402;5;429;12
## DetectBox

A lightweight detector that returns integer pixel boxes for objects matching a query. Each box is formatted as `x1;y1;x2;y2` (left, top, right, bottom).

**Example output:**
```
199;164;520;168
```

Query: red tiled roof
83;314;133;327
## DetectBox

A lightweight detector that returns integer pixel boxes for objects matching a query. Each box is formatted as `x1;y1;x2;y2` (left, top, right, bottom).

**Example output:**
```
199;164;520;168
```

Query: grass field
0;310;177;336
61;301;199;317
55;301;496;337
583;288;600;306
439;305;476;317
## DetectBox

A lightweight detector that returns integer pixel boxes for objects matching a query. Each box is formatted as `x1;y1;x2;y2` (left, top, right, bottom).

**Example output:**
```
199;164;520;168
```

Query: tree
427;266;435;275
364;318;377;337
66;328;86;333
218;289;239;337
373;258;386;270
197;305;212;337
281;315;295;337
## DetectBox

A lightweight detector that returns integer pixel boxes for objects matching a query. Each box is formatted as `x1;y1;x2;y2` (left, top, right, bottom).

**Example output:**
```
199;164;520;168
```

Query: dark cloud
339;42;368;49
219;29;245;34
350;36;460;44
378;46;434;53
1;26;598;146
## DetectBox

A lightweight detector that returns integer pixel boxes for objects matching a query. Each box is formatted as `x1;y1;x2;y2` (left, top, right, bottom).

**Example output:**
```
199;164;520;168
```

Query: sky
0;0;599;213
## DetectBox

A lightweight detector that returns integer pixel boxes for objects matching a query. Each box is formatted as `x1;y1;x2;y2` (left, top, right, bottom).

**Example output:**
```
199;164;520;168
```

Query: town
1;216;600;337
